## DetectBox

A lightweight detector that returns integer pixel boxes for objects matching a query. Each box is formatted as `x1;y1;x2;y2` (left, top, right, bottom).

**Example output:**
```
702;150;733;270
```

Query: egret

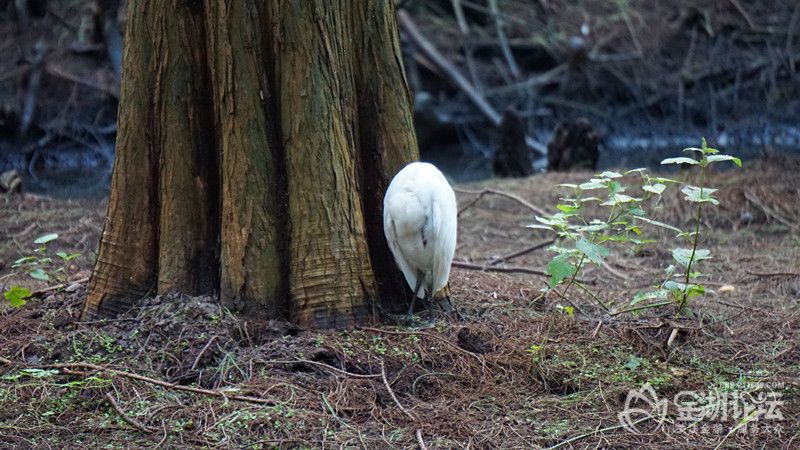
383;162;458;321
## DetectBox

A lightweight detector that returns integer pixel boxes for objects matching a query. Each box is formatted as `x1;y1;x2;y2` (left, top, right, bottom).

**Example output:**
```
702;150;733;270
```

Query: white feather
383;162;457;299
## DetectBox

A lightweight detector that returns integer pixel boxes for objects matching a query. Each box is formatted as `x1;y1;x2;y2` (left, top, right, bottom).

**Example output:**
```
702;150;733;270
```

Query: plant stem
574;281;610;312
678;164;705;314
611;301;675;316
559;254;585;299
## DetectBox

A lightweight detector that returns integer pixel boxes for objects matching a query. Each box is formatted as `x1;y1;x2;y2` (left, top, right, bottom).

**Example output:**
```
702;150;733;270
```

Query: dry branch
397;9;546;155
455;187;550;217
0;358;276;405
105;392;156;433
451;260;549;278
489;238;555;266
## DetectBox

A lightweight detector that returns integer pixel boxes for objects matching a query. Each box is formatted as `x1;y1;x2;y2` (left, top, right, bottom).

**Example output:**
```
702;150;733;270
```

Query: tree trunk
82;0;418;329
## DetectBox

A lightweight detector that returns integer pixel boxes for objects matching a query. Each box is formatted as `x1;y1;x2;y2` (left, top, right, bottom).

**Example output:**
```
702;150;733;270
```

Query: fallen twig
261;359;381;379
361;327;485;368
544;415;657;450
743;190;799;230
451;260;549;278
380;360;416;421
487;0;520;79
728;0;758;30
45;63;120;98
397;9;546;155
379;360;428;449
0;358;276;405
745;270;800;278
31;277;90;297
489;238;555;266
190;335;219;371
455;187;550;217
105;392;156;433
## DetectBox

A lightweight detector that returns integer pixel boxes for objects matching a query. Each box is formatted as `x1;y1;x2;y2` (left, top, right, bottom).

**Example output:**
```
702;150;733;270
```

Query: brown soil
1;158;799;449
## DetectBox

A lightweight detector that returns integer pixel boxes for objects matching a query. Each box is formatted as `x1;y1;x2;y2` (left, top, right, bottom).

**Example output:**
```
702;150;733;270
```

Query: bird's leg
406;278;423;322
446;294;464;321
426;290;435;323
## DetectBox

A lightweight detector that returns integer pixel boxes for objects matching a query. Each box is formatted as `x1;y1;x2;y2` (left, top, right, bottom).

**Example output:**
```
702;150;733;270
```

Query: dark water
2;124;799;198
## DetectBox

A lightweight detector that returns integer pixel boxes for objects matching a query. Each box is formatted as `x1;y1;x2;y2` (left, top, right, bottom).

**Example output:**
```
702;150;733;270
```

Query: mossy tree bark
82;0;418;329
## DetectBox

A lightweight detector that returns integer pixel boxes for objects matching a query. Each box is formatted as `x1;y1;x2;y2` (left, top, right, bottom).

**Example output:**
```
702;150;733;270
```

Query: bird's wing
384;204;423;298
430;188;458;294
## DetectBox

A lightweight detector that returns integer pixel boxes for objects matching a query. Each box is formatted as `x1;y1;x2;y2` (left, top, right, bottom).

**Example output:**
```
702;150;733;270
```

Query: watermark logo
619;381;785;435
617;382;669;433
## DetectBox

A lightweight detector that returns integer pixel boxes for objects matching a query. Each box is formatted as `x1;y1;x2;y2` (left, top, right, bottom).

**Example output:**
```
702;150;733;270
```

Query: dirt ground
1;157;799;449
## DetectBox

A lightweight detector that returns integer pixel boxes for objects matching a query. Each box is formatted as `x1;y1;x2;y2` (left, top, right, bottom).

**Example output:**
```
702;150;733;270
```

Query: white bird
383;162;457;319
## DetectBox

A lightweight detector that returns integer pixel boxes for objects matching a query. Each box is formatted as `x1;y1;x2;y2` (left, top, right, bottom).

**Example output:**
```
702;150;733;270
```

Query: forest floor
1;157;799;449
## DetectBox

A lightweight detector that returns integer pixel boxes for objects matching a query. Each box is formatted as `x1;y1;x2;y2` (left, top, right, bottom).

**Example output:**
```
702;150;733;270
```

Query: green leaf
12;256;37;268
535;214;569;227
20;368;59;379
579;181;607;191
34;233;59;245
642;183;666;195
631;289;668;305
576;238;609;265
681;185;719;205
624;355;643;370
598;171;623;179
558;183;579;189
706;154;742;167
4;286;31;308
573;223;608;233
546;254;577;287
651;177;681;184
600;194;641;206
633;216;683;234
661;157;699;165
28;269;49;281
556;204;580;215
672;248;711;268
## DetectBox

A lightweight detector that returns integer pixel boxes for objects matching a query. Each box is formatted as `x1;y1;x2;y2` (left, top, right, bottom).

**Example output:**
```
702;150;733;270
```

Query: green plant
2;233;81;308
534;138;740;317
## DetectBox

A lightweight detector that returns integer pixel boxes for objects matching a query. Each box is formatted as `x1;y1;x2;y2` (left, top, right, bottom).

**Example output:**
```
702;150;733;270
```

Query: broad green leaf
661;157;699;165
672;248;711;268
3;286;31;308
535;214;568;227
682;185;719;205
600;194;640;206
651;177;680;184
558;183;579;189
628;207;647;216
21;368;59;378
576;238;609;265
625;355;643;370
598;171;623;179
556;204;580;215
29;269;49;281
34;233;59;245
56;252;80;261
574;223;608;233
579;181;607;190
633;216;683;234
682;147;704;154
706;154;742;167
12;256;36;268
631;289;668;305
546;254;576;287
642;183;666;195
